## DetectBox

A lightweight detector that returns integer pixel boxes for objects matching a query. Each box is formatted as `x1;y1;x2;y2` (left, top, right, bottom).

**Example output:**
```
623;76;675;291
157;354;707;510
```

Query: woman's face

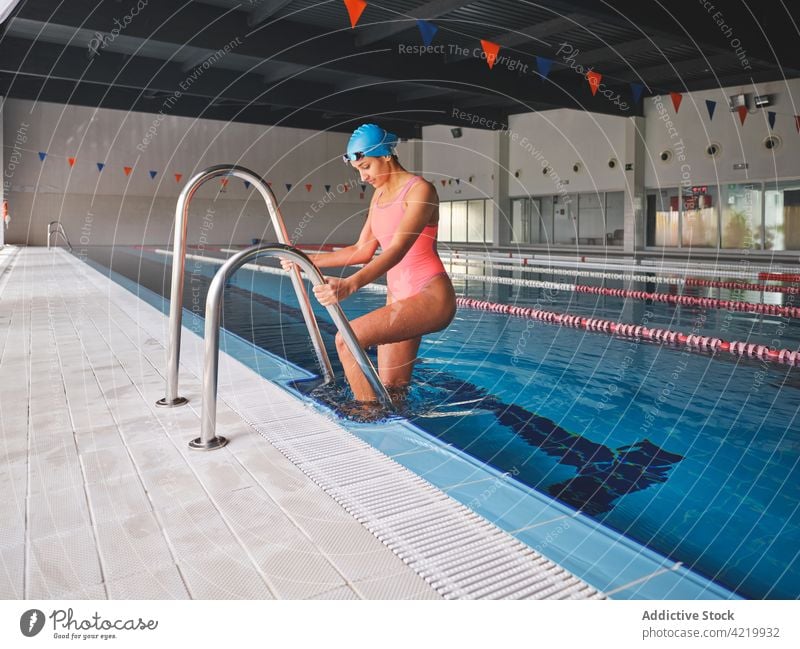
351;156;392;188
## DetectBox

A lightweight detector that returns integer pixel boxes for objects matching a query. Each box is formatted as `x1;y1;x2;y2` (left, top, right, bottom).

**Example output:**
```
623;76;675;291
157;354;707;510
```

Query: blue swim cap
344;124;398;162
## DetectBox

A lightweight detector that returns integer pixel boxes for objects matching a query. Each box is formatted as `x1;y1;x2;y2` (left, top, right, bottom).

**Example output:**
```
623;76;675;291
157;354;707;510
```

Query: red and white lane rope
454;273;799;318
684;278;800;295
759;272;800;283
457;297;800;367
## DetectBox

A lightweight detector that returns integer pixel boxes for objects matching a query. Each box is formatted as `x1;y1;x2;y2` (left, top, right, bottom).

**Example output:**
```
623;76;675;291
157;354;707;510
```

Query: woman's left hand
313;276;356;306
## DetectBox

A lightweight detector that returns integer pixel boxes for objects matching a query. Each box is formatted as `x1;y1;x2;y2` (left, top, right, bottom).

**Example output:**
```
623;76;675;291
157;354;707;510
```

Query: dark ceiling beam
354;0;472;47
247;0;295;27
571;35;690;66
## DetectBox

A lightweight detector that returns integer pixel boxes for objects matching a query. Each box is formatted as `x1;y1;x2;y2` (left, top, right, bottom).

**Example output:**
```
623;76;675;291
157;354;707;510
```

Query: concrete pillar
624;116;646;254
492;131;511;247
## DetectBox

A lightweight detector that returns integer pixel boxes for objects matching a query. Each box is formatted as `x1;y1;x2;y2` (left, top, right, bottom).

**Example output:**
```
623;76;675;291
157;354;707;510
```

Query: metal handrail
46;221;73;251
191;243;393;450
157;164;333;408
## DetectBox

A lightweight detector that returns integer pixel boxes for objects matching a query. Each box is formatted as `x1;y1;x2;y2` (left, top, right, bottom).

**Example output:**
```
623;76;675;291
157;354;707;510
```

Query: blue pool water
82;246;800;599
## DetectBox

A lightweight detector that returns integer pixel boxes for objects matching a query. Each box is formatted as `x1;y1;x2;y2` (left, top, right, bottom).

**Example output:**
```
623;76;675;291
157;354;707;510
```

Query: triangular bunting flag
737;105;747;126
535;57;553;79
38;152;47;162
795;115;800;133
175;173;183;183
670;91;683;113
324;184;331;192
267;181;272;187
343;184;349;192
586;71;602;96
67;157;76;167
149;170;157;179
630;83;644;104
305;183;313;192
440;179;446;187
285;183;292;192
220;178;229;187
455;178;460;185
705;99;716;121
123;166;133;176
96;163;105;172
480;40;500;70
768;111;776;130
244;180;251;189
343;0;367;29
360;183;367;192
417;19;437;46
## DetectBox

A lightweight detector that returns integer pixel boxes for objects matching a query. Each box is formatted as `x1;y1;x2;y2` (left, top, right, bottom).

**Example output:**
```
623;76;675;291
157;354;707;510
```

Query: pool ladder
155;164;392;450
46;221;73;251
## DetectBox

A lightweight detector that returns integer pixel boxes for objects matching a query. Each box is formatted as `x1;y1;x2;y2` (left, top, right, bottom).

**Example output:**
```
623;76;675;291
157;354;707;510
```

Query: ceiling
1;0;797;137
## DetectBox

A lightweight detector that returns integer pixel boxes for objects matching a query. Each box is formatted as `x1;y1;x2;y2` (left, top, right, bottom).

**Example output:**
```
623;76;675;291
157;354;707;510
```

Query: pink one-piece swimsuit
370;175;448;301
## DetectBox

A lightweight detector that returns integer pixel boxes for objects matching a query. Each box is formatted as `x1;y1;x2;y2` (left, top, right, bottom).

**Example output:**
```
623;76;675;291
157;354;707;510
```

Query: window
721;184;761;249
764;180;800;251
438;199;491;243
578;193;604;245
605;192;624;246
681;185;718;248
652;188;680;247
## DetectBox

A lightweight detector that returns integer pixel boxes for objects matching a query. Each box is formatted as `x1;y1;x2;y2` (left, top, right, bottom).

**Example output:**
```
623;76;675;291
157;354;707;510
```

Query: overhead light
0;0;23;25
450;127;462;139
754;94;771;108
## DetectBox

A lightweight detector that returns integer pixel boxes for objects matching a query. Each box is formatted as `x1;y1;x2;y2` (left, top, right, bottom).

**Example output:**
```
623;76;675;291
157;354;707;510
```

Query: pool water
82;246;800;599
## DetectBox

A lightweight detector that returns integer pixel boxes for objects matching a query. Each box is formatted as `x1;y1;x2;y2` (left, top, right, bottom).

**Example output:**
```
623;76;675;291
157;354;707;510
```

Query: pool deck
0;246;604;600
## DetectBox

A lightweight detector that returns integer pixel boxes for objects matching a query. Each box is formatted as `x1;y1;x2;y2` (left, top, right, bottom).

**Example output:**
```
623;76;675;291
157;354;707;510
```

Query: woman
283;124;456;402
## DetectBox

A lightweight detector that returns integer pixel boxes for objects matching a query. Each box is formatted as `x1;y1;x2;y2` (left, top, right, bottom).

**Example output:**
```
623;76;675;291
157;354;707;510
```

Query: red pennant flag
67;157;76;167
737;105;747;125
343;184;349;192
586;71;602;96
343;0;367;29
305;183;313;192
795;115;800;133
440;179;446;187
123;166;133;176
267;181;272;187
480;40;500;70
670;91;683;113
174;173;183;183
220;178;229;187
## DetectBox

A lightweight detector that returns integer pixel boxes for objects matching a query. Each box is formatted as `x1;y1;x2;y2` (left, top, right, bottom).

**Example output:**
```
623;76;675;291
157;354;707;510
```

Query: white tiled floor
0;247;438;599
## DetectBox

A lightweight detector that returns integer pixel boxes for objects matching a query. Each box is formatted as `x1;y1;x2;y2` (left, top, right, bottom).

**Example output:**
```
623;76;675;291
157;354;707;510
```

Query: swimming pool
80;245;800;599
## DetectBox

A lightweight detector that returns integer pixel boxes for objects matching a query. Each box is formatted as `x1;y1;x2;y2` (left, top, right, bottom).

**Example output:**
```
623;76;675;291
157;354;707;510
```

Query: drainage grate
235;397;605;600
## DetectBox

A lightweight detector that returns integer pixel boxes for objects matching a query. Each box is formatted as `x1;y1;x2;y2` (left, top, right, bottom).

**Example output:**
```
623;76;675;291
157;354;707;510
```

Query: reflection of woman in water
283;124;455;402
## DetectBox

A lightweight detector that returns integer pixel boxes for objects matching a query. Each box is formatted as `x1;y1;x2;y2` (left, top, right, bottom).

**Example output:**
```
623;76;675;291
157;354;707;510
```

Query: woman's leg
335;276;455;401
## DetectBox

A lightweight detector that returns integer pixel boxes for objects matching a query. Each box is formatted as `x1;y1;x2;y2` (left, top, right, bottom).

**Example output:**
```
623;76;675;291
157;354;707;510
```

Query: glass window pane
511;199;527;243
605;192;624;246
539;196;554;244
578;193;604;245
467;201;485;242
765;180;800;251
721;183;761;249
681;185;718;248
451;201;467;242
653;188;679;247
484;200;494;243
438;201;451;242
553;195;577;245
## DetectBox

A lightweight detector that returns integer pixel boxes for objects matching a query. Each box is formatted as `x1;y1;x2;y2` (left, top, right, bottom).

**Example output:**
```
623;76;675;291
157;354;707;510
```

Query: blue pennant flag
416;19;438;47
149;170;157;179
360;183;367;192
285;183;292;192
96;163;105;172
535;57;553;79
38;152;47;162
630;83;644;104
455;178;460;185
243;180;251;189
768;111;776;130
705;99;717;121
324;184;331;192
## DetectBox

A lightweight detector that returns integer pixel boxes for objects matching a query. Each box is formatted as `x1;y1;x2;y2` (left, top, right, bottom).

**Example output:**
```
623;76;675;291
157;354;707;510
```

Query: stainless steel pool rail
46;221;73;251
158;164;333;408
191;243;393;450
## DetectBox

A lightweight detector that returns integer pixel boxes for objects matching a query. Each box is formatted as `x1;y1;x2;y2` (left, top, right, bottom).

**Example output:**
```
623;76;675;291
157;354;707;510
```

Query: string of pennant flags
342;0;800;130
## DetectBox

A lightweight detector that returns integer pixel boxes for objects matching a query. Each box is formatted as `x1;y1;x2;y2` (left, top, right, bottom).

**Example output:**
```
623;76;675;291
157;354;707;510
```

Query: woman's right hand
280;257;298;273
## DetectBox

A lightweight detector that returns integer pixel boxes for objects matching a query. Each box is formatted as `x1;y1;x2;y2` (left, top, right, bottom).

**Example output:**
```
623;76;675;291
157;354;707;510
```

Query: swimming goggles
342;151;366;163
